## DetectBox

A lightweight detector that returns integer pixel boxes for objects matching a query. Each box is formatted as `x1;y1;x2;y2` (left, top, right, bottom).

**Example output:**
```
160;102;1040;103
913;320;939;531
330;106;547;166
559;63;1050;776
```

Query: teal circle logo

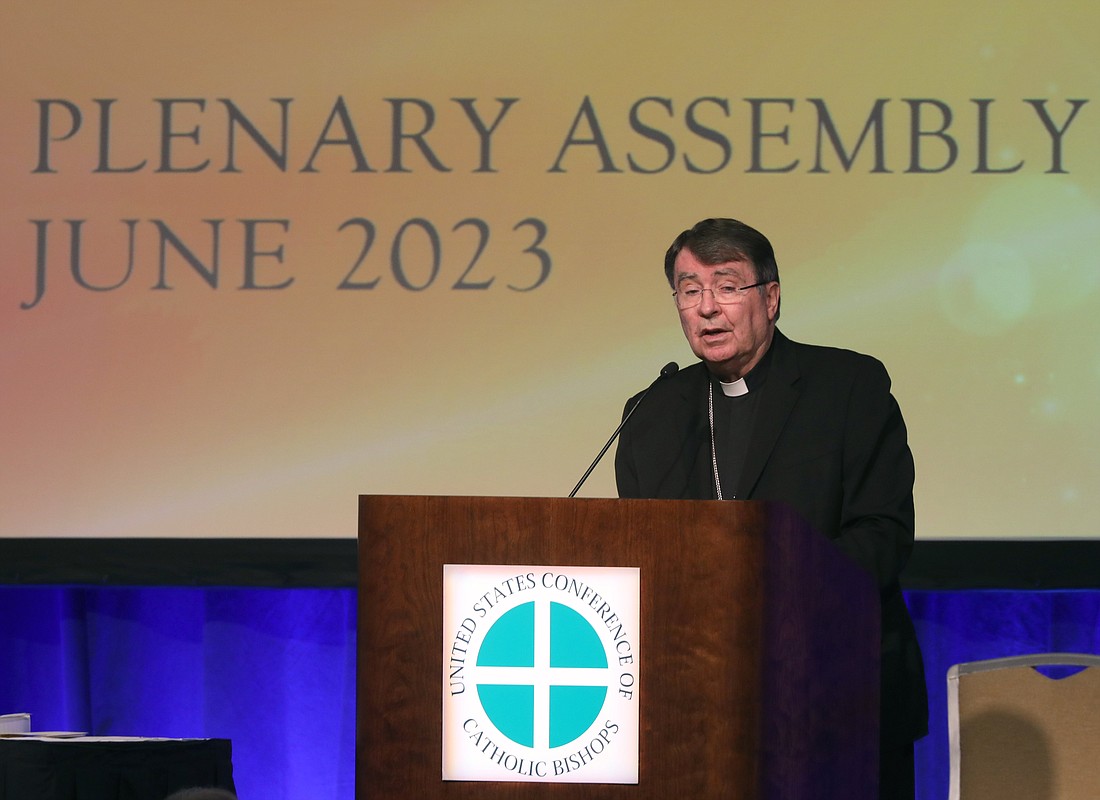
475;600;609;748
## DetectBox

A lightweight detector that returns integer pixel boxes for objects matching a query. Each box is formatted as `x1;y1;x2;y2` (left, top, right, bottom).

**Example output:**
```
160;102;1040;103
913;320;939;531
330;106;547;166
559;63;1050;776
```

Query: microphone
568;362;679;498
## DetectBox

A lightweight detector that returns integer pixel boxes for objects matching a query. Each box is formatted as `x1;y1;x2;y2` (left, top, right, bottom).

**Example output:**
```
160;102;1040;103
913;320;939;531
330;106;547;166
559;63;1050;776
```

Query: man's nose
697;288;720;314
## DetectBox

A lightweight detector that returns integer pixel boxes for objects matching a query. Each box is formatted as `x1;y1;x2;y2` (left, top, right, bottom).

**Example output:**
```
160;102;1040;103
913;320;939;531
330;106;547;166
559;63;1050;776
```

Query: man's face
673;248;780;381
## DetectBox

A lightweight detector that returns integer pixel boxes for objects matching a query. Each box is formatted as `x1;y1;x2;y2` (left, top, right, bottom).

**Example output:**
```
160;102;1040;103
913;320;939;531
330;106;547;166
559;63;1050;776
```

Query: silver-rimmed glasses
673;281;768;309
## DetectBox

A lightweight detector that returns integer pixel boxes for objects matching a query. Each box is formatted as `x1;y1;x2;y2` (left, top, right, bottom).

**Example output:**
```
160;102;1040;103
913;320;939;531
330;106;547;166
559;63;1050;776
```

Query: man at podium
615;217;928;800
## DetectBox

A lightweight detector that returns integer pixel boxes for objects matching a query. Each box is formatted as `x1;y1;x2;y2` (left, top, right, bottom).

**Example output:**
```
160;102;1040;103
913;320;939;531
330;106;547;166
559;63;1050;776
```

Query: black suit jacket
615;329;928;744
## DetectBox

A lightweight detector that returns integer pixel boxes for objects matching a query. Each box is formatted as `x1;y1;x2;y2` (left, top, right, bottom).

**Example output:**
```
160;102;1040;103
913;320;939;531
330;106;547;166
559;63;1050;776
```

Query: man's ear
766;282;781;321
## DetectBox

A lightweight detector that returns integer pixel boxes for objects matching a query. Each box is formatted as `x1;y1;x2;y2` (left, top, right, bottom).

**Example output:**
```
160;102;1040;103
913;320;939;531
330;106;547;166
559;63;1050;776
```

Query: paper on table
0;731;87;739
0;714;31;735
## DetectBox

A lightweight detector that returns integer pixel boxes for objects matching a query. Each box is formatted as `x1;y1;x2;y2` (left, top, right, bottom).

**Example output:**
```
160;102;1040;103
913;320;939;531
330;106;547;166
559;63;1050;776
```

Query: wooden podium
357;495;879;799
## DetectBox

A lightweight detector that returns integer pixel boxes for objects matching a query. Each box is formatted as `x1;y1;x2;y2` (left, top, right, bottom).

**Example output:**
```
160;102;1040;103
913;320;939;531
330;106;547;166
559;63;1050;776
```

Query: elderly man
615;217;928;799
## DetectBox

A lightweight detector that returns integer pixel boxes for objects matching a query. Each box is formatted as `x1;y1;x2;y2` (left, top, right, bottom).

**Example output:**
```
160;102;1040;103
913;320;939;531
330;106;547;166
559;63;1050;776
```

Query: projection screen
2;1;1098;542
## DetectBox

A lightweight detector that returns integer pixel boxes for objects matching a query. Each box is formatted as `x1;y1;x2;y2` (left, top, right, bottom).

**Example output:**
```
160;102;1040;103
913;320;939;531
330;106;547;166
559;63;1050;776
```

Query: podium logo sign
442;564;640;783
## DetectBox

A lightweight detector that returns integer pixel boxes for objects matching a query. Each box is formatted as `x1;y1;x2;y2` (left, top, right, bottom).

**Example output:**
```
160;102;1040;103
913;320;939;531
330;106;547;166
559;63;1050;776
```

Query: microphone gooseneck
568;362;679;498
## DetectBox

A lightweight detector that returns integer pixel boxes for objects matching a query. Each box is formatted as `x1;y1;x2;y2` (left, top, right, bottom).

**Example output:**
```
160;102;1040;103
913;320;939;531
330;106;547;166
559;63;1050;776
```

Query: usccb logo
442;564;640;784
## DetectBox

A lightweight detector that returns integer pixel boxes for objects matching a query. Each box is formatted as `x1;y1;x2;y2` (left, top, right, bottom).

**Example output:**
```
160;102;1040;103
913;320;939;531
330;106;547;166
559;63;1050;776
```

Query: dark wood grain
357;495;877;799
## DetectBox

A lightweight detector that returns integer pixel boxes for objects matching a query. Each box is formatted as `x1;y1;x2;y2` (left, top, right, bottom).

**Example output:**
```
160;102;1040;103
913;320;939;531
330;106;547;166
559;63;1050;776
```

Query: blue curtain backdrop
0;587;357;800
2;585;1098;800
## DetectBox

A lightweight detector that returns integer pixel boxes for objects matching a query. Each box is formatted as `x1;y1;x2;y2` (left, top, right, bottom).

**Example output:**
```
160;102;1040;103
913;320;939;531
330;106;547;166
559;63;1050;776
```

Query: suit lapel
737;330;801;499
659;364;714;498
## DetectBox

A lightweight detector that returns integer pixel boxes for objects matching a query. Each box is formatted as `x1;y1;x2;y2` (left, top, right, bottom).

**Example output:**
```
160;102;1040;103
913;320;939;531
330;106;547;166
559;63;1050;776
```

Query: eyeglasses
673;281;768;309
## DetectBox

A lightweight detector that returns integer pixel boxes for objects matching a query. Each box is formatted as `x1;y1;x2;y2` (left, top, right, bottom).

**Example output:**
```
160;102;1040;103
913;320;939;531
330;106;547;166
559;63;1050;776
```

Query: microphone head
659;361;679;378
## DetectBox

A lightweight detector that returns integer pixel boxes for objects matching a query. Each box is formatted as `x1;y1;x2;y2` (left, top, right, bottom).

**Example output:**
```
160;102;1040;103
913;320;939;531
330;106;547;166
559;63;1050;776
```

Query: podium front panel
356;495;877;800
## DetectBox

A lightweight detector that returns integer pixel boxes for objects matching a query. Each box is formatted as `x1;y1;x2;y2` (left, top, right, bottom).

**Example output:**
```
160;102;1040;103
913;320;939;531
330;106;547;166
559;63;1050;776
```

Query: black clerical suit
614;329;928;751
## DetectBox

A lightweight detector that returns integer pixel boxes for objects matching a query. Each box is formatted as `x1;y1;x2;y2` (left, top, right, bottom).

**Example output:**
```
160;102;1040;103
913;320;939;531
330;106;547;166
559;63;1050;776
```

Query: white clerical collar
719;377;749;397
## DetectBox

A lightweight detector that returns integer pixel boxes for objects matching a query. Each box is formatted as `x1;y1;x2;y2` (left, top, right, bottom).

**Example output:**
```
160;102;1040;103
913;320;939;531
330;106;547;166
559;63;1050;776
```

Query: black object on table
0;737;236;800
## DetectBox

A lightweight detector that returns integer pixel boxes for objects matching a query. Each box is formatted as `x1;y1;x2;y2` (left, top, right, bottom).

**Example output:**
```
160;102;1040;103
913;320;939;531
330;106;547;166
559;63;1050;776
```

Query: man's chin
697;346;735;366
